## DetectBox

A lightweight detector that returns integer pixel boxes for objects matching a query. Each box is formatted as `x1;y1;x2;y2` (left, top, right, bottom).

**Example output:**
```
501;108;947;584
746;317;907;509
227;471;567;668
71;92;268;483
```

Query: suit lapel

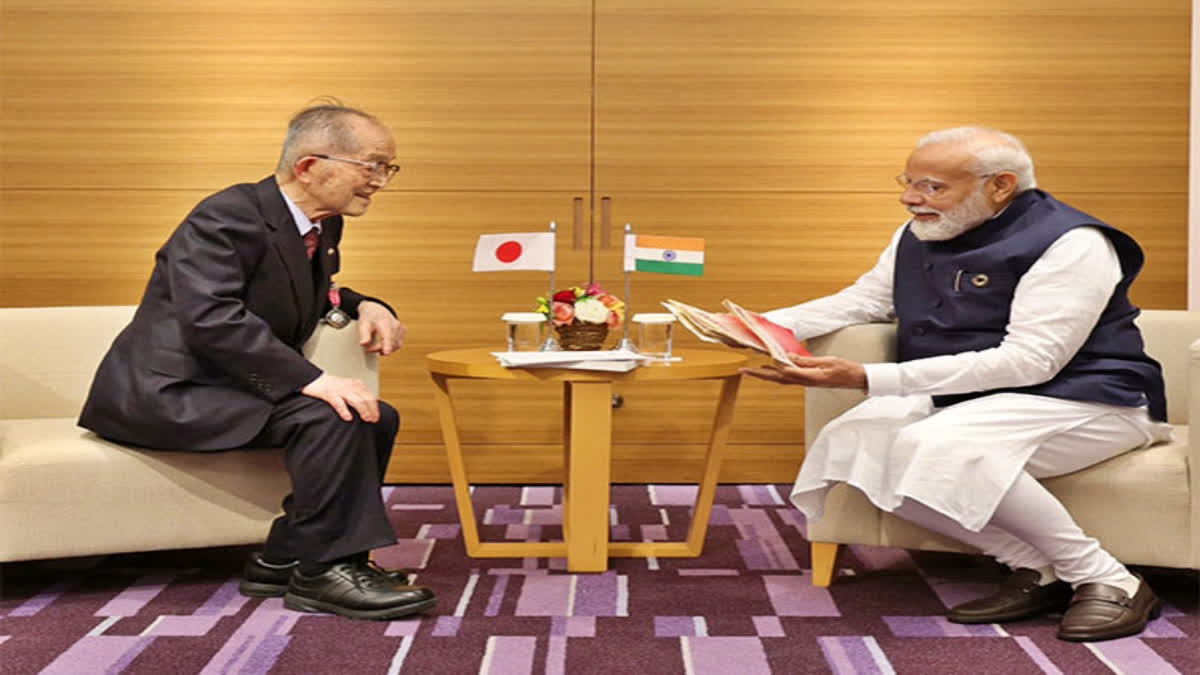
255;177;316;331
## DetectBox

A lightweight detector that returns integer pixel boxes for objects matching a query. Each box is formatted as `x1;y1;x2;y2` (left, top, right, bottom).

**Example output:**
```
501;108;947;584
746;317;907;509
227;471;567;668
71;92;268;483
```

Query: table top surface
426;347;749;381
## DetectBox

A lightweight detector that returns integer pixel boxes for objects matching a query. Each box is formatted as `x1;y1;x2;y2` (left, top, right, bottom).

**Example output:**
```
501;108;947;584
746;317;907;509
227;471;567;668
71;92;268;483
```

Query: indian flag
623;234;705;276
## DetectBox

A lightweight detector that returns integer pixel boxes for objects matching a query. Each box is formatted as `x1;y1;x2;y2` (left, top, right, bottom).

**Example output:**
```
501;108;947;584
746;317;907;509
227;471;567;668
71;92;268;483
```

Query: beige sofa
803;309;1199;585
0;306;377;563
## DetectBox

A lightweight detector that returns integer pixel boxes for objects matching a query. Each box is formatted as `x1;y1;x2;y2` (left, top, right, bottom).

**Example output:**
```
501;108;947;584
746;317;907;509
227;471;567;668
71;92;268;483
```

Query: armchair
0;306;378;562
803;309;1199;586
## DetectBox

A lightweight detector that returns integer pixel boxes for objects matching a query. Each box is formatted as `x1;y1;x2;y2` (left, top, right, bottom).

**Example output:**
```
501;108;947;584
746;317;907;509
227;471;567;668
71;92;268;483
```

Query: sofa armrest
302;321;380;395
804;323;898;446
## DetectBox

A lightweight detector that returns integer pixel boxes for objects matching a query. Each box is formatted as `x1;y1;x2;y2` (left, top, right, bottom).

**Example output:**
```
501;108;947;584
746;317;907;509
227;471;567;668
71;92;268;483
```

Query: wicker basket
556;322;609;350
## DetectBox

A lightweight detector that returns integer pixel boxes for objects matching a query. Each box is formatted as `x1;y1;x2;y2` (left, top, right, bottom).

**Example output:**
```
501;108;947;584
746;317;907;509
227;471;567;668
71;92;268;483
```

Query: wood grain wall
1;1;1189;483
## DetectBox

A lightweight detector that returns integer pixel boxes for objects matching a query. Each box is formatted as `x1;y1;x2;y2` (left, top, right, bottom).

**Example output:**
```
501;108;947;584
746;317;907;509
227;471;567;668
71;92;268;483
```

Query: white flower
573;298;610;324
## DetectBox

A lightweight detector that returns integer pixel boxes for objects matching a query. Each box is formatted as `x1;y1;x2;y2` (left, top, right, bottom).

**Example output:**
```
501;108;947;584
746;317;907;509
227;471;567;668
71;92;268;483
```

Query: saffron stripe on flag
635;259;704;276
635;235;705;252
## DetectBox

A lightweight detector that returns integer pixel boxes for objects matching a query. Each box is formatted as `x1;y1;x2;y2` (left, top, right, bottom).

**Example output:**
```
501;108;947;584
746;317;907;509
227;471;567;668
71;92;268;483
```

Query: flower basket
556;322;609;350
536;283;625;351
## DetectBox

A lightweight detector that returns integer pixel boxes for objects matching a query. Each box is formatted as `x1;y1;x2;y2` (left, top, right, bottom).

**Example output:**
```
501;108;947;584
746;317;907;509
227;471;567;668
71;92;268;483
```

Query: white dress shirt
279;186;320;238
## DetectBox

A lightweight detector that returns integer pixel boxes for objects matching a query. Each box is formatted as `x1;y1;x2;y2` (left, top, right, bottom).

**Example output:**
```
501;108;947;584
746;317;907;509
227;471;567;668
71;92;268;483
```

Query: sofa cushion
0;418;291;562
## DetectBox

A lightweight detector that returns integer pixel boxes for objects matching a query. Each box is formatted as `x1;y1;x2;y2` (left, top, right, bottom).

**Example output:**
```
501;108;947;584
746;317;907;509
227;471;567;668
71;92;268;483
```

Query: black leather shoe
238;552;414;598
283;560;437;620
947;568;1073;624
238;552;299;598
1057;574;1162;642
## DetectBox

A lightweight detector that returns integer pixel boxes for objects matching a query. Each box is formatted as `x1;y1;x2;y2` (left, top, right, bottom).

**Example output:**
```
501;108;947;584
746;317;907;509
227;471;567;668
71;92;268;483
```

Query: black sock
298;562;332;576
299;552;369;577
259;553;295;567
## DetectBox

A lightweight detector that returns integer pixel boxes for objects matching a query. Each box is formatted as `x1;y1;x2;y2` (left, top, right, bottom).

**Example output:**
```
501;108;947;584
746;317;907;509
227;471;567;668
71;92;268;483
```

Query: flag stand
615;222;637;353
540;220;560;351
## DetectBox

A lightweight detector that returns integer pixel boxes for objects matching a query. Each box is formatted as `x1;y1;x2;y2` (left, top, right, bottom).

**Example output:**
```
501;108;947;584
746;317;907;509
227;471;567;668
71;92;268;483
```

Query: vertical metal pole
541;221;560;351
616;222;636;352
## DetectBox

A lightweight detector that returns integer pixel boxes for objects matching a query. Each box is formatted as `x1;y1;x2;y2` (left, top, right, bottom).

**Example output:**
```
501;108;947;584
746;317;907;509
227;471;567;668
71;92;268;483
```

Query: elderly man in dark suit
79;102;436;621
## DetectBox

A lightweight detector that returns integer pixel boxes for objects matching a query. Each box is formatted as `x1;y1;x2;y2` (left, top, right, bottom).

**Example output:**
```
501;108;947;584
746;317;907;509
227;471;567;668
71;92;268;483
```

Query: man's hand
357;300;406;356
301;372;381;422
740;354;868;391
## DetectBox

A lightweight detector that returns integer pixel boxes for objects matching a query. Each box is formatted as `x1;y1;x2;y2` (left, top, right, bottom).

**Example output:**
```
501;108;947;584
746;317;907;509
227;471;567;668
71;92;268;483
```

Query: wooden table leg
434;373;567;560
683;373;742;554
607;374;742;559
431;373;482;556
564;380;612;572
561;381;572;541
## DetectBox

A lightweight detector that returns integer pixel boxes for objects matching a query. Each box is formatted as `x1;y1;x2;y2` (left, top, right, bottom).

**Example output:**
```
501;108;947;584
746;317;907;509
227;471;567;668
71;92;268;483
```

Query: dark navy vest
893;189;1166;421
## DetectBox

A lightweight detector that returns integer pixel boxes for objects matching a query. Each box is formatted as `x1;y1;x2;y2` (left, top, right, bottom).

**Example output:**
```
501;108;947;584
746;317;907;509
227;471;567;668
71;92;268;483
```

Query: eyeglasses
311;154;401;182
895;172;996;198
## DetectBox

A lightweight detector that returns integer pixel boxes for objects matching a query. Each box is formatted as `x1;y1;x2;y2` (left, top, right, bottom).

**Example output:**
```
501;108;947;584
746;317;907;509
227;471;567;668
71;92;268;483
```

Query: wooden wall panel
1;190;213;306
1;0;1189;485
0;0;593;191
594;0;1189;194
391;442;804;484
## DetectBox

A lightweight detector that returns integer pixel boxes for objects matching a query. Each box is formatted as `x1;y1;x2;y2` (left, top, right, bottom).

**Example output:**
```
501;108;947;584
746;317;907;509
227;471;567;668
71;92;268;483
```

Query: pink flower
538;284;623;327
551;301;575;326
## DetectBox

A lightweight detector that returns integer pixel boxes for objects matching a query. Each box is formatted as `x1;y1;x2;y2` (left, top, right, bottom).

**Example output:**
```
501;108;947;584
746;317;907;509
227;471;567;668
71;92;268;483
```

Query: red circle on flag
496;241;523;263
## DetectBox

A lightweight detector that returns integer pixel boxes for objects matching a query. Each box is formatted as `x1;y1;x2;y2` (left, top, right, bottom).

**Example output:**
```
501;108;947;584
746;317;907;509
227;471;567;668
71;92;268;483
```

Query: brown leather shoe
1057;574;1162;642
947;568;1073;624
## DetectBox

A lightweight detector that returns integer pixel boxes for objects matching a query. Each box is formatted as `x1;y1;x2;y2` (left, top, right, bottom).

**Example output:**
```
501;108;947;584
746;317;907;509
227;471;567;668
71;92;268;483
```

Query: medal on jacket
323;283;351;329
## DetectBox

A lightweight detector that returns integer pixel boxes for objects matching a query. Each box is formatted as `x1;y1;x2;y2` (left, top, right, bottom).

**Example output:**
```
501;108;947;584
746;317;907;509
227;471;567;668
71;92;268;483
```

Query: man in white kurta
747;127;1173;643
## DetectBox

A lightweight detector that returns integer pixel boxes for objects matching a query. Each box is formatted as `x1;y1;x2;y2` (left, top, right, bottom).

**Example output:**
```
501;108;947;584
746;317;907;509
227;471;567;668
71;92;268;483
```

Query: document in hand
661;298;811;363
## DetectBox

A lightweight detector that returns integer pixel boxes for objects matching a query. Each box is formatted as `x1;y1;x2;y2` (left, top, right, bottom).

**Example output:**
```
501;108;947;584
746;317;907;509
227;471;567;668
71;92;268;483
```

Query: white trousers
792;393;1174;586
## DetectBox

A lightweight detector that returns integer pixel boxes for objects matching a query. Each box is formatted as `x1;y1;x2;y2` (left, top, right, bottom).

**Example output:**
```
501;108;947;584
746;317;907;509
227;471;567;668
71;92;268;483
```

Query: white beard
908;188;997;241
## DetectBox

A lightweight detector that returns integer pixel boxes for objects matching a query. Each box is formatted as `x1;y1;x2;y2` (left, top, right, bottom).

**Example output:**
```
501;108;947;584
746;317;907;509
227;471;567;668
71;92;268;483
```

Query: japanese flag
472;232;556;272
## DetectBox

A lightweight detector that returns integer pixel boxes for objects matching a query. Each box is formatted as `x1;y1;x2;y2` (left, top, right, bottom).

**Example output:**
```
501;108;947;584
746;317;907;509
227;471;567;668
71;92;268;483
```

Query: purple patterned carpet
1;484;1197;674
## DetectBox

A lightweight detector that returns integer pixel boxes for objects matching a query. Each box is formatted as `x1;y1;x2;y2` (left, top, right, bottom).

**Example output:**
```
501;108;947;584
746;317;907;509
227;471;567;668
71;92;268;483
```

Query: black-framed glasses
311;154;401;182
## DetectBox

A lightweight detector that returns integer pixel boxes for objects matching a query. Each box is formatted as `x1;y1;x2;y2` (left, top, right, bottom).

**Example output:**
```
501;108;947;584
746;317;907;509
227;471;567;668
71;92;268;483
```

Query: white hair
917;126;1038;191
276;100;382;175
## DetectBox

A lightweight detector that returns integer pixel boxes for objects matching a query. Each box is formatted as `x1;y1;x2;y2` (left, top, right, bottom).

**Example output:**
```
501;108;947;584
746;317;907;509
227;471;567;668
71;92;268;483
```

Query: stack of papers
492;349;643;372
661;298;810;364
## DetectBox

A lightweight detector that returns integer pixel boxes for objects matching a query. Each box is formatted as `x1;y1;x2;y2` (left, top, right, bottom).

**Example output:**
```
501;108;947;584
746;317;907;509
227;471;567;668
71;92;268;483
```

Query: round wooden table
427;348;747;572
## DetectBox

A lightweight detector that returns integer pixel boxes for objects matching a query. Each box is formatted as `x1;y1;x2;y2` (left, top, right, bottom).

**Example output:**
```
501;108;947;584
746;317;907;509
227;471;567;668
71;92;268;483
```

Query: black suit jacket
79;176;388;450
